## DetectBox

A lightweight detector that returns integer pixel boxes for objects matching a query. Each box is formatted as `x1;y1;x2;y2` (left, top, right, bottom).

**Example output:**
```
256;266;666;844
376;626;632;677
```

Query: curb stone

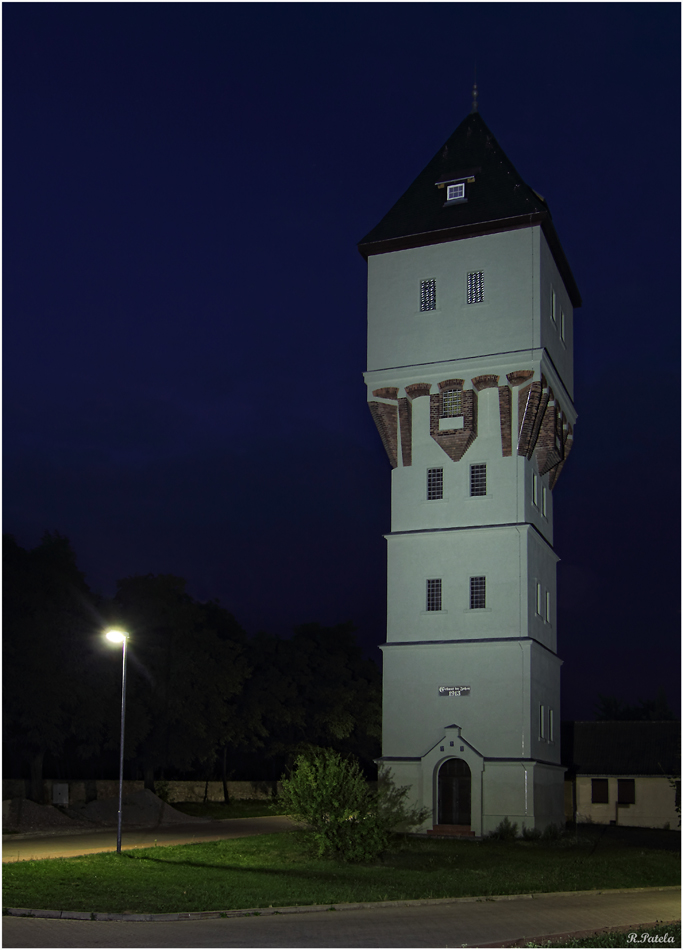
5;885;680;923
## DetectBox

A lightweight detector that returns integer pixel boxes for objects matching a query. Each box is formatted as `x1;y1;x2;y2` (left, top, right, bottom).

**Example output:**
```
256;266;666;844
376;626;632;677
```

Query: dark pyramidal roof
358;111;581;307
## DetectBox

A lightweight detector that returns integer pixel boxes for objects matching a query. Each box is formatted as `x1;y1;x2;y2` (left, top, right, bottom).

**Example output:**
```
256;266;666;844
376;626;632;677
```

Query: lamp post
105;628;129;854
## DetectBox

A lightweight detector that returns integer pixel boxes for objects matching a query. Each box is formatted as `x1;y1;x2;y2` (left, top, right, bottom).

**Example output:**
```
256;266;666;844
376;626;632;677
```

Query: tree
594;689;677;721
278;748;428;862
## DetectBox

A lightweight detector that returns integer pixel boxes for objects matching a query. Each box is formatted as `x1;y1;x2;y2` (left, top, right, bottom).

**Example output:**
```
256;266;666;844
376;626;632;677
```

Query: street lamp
105;628;129;854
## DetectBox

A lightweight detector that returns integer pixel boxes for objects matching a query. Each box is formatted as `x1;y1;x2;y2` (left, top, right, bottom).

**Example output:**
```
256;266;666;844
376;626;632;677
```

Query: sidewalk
2;815;297;862
3;887;680;948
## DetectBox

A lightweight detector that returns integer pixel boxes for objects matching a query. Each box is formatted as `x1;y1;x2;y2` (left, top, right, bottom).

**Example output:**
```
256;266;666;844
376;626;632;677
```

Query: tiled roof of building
562;721;681;776
358;111;581;308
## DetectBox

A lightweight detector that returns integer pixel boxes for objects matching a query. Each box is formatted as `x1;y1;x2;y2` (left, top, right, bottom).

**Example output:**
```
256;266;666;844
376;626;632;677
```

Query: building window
549;708;554;742
426;578;442;612
545;590;551;623
542;486;548;517
592;779;609;803
470;576;486;609
536;583;542;615
618;779;636;805
427;468;443;500
539;704;546;739
420;279;436;312
441;389;463;417
447;183;465;201
470;463;487;496
467;271;484;304
560;309;566;342
532;472;539;507
551;289;557;323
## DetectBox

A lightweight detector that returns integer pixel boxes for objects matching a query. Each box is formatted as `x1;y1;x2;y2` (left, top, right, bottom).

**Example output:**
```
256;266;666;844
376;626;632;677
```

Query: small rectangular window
427;468;443;501
470;576;486;609
551;289;557;323
542;486;548;517
447;183;465;201
536;583;542;615
470;464;487;497
426;578;442;612
549;708;554;742
539;704;545;739
592;779;609;804
618;779;635;805
532;473;539;507
420;279;436;312
441;389;462;417
560;309;566;342
467;271;484;304
545;590;551;623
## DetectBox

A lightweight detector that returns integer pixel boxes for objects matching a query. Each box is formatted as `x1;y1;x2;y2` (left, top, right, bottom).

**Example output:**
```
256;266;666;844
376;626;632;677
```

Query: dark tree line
3;533;381;801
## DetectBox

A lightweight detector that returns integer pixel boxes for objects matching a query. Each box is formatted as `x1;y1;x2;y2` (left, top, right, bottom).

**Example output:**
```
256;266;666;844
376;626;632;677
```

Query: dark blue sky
4;3;680;719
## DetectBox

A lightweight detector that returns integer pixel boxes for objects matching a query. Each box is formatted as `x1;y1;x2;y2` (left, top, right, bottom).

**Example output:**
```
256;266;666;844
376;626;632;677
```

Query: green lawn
526;923;681;947
3;828;680;916
171;799;286;820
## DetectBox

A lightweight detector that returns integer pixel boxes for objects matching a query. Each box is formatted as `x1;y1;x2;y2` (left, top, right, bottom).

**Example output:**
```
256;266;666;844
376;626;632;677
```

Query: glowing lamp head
105;629;128;644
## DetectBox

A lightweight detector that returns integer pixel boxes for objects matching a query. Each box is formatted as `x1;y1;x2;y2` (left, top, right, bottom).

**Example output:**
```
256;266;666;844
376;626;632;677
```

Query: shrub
278;748;428;862
487;817;519;840
521;824;542;841
541;822;562;840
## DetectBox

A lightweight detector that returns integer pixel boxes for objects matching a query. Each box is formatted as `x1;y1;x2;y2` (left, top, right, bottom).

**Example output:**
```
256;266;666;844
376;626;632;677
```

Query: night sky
4;4;680;720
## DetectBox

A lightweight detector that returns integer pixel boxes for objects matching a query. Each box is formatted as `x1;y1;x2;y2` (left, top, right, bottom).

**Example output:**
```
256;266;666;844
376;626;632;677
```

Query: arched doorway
438;758;471;825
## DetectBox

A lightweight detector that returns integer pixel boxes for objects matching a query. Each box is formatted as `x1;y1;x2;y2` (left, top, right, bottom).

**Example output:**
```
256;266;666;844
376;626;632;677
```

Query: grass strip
3;829;680;916
170;800;286;820
524;921;681;947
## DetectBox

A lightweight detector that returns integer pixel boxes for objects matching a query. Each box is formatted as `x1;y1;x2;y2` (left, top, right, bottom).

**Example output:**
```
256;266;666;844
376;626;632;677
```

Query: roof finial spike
471;80;479;114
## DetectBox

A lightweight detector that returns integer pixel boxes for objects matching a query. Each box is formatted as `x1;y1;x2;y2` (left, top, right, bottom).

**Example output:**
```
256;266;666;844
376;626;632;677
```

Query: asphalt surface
2;815;297;862
3;887;680;948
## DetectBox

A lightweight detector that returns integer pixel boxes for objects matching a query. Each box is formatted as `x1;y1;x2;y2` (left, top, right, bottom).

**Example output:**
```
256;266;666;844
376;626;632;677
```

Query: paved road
2;816;296;862
3;888;680;948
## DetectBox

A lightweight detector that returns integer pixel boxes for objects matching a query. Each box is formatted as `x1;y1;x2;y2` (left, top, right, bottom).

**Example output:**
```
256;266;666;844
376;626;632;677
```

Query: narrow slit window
536;583;542;615
540;704;545;739
560;309;566;342
551;289;557;323
549;708;554;742
545;590;551;623
467;271;484;304
426;578;442;612
420;279;436;312
470;463;487;496
532;473;539;507
427;468;443;501
446;183;465;201
470;576;486;609
441;389;463;417
542;486;548;517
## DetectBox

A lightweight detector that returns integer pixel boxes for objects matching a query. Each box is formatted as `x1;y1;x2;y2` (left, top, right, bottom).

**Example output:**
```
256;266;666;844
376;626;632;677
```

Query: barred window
426;578;442;612
420;279;436;312
592;779;609;804
470;463;486;496
447;183;465;201
427;468;443;501
470;575;486;609
441;389;462;417
467;271;484;304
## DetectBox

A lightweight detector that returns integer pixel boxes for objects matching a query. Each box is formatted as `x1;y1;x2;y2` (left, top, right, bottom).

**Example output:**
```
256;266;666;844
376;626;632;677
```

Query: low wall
3;778;281;805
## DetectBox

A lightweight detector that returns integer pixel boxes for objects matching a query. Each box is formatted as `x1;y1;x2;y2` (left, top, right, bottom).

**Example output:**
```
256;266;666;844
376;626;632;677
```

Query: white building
360;99;581;836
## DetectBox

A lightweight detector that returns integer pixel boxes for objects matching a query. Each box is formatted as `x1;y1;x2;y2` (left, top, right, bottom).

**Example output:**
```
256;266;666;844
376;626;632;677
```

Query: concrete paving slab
2;886;679;948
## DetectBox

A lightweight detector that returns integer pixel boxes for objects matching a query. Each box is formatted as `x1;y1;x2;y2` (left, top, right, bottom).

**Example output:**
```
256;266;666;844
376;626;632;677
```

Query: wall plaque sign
438;685;470;697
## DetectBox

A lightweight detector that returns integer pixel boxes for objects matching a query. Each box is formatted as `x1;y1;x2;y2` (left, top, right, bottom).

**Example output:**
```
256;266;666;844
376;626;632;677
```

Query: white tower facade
360;110;580;835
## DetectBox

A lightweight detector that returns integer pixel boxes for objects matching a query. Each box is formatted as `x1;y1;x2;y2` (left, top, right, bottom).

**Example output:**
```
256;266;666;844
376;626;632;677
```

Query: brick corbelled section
405;382;431;398
507;369;534;387
526;377;550;458
471;374;499;392
398;397;412;467
498;385;512;457
372;387;399;399
429;390;478;462
517;381;544;457
368;402;399;468
549;425;573;488
535;400;564;475
437;378;464;392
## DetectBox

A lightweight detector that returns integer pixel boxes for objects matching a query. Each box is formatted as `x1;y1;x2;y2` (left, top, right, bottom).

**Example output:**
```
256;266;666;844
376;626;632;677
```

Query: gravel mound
73;789;208;827
3;798;94;834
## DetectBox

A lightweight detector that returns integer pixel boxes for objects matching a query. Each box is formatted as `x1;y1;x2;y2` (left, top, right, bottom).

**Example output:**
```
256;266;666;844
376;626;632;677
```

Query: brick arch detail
372;387;399;400
507;370;534;387
405;383;431;399
438;378;465;392
471;374;499;392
